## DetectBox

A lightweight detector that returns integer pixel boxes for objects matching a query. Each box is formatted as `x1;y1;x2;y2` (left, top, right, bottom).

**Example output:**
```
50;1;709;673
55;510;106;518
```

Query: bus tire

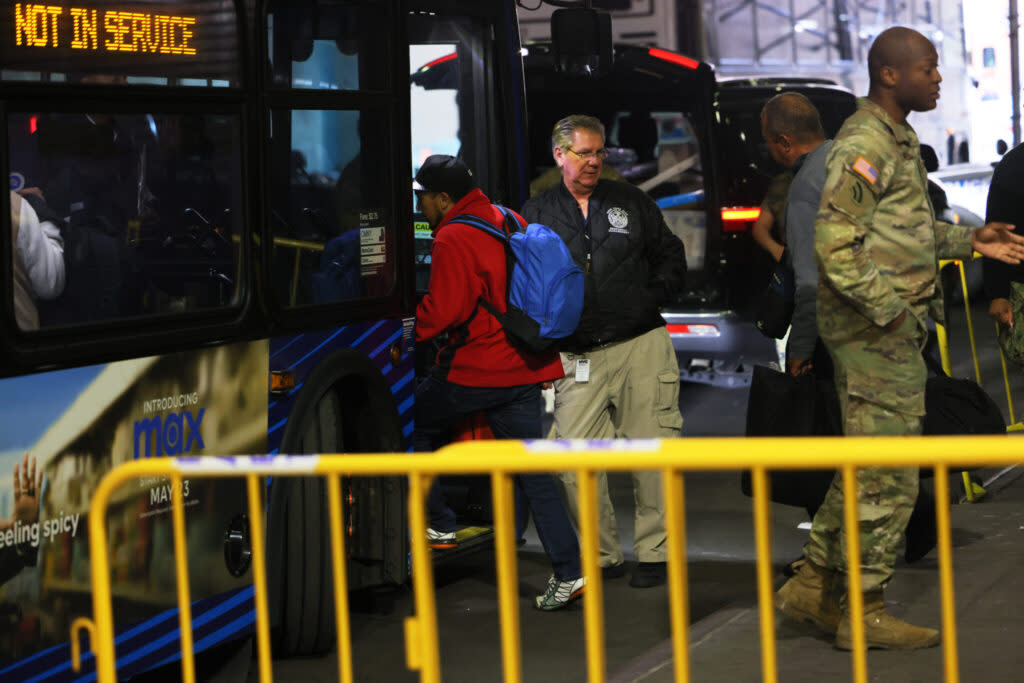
271;388;341;656
269;350;407;657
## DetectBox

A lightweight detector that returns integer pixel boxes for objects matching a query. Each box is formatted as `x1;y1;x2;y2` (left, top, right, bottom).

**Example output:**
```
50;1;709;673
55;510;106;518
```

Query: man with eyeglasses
521;114;686;589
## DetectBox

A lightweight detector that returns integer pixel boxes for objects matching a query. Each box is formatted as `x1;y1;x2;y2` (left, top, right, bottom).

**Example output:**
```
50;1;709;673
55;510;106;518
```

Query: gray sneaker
426;528;457;549
534;575;585;611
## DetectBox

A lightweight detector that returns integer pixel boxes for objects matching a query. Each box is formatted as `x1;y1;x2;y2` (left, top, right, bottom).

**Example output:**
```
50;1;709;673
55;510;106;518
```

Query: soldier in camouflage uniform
775;26;1024;650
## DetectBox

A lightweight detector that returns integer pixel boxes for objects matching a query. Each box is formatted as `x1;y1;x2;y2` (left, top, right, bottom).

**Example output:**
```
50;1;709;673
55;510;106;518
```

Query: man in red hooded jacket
414;155;584;611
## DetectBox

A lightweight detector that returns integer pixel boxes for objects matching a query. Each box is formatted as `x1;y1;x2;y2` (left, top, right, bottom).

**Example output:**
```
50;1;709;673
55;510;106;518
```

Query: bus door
407;4;529;540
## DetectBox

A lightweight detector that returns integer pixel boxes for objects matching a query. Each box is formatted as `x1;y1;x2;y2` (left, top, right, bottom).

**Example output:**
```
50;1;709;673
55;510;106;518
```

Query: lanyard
577;201;592;273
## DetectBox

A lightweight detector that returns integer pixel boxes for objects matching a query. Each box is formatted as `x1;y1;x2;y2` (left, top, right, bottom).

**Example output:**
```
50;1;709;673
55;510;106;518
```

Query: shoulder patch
828;168;877;220
852;156;879;185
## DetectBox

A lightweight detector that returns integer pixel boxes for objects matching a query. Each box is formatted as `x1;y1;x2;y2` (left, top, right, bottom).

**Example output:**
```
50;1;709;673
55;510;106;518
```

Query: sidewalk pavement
628;468;1024;683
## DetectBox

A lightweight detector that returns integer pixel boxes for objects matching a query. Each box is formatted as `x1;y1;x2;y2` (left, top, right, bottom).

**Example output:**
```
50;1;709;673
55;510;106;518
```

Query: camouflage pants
996;282;1024;371
803;358;922;592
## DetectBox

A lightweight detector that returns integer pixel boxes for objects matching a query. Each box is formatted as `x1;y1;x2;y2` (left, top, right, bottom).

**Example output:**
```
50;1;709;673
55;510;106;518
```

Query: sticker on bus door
359;209;386;276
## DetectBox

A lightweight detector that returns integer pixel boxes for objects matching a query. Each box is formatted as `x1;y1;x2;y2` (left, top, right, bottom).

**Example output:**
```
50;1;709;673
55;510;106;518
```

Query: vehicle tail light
721;207;761;233
648;48;699;70
418;52;457;72
666;324;720;337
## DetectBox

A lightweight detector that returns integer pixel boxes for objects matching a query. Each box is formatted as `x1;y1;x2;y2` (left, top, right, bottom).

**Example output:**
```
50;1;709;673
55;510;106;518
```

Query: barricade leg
406;473;442;683
326;474;354;683
934;464;961;683
170;473;196;683
750;467;777;683
491;471;523;683
576;469;606;683
247;474;274;683
841;464;867;683
662;469;690;682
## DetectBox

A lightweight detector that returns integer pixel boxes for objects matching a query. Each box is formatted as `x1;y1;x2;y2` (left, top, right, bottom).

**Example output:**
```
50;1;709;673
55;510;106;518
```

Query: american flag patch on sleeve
852;156;879;185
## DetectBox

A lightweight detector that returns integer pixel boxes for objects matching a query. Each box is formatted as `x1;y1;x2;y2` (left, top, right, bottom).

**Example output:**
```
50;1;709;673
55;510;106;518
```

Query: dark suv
522;42;857;386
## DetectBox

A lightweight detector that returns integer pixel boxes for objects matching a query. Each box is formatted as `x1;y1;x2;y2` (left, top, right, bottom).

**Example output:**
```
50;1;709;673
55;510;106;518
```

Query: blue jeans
416;376;581;580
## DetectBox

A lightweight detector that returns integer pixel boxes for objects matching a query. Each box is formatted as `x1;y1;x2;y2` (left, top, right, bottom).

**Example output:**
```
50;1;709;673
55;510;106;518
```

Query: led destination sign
14;3;197;55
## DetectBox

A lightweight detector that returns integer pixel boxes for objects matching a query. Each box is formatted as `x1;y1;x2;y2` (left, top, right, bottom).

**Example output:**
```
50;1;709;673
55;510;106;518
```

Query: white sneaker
535;574;585;611
426;528;457;549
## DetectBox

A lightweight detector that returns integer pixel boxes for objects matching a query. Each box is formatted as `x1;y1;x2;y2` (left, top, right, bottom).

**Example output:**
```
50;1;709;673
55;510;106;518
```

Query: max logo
133;409;205;459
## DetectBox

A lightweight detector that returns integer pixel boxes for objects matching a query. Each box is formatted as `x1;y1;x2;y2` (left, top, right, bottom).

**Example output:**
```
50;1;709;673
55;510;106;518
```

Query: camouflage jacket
815;98;973;332
814;98;974;416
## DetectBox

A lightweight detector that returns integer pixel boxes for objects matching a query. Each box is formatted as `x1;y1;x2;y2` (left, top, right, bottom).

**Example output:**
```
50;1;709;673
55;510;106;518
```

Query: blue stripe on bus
73;591;254;683
370;330;402;359
290;321;385;370
13;587;253;682
391;370;414;394
267;416;288;436
269;333;305;360
145;610;256;673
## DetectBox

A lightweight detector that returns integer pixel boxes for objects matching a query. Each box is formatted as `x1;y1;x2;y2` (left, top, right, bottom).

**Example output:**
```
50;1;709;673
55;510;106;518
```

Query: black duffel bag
922;352;1006;437
741;364;841;512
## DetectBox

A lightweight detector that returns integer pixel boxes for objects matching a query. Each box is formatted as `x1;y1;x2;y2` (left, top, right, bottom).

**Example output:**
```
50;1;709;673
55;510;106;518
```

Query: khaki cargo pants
552;326;683;566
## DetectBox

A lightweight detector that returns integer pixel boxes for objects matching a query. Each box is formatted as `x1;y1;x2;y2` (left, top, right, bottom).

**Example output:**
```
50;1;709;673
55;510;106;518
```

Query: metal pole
1011;0;1021;146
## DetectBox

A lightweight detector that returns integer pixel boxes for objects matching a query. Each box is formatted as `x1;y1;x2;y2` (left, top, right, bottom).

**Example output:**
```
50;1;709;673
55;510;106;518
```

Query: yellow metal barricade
68;436;1024;683
936;257;1024;433
935;257;1024;500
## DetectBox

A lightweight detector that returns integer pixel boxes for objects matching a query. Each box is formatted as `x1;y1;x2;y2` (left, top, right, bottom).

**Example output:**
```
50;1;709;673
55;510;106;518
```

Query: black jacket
521;179;686;350
983;143;1024;301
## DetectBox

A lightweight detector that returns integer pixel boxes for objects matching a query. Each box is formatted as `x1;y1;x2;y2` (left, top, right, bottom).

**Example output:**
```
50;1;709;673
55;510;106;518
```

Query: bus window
6;111;244;329
268;109;394;306
267;2;389;91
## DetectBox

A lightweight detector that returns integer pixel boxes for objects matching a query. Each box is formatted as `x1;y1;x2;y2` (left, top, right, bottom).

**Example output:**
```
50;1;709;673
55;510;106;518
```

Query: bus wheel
269;387;340;656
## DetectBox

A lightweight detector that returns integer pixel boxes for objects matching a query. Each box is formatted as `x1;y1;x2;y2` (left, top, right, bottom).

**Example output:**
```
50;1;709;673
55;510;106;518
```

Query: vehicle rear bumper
662;310;779;387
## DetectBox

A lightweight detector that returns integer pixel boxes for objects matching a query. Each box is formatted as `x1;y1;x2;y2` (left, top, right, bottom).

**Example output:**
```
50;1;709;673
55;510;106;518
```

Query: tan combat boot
834;590;940;650
774;558;841;635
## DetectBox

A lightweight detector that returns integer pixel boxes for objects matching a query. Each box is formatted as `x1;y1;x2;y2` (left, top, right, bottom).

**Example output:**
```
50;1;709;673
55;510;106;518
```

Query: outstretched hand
0;452;42;532
972;222;1024;264
990;298;1014;327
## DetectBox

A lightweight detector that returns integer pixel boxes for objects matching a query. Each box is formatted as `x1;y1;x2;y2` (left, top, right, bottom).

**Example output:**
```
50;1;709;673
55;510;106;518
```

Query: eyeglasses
565;147;609;161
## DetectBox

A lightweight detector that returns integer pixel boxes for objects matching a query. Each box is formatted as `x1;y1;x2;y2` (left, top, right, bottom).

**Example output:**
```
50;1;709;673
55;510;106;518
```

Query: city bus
0;0;531;679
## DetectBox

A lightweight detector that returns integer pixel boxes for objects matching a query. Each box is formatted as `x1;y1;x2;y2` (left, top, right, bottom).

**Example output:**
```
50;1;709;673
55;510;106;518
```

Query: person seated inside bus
9;191;65;331
31;111;148;325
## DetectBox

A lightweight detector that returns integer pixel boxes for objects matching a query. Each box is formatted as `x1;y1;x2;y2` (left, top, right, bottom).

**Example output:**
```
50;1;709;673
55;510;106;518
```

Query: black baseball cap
413;155;476;199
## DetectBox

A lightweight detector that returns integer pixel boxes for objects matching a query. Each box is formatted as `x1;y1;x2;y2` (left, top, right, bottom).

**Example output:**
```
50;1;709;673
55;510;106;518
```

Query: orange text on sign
14;4;197;55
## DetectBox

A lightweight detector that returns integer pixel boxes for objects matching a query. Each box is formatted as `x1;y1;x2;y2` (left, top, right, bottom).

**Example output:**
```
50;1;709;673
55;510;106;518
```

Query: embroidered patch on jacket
828;168;875;219
607;207;629;234
851;156;879;185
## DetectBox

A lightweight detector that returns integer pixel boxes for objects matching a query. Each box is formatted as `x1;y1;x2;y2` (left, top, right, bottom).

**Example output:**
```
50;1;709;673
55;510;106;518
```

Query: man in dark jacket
414;155;584;610
521;115;686;588
983;141;1024;361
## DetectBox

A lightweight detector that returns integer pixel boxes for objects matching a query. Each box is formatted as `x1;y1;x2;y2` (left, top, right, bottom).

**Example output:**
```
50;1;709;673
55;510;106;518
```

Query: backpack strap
446;209;517;324
447;213;508;242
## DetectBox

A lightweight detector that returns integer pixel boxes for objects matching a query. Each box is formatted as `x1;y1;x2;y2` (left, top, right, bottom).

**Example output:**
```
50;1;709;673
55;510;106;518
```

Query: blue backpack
449;206;584;352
